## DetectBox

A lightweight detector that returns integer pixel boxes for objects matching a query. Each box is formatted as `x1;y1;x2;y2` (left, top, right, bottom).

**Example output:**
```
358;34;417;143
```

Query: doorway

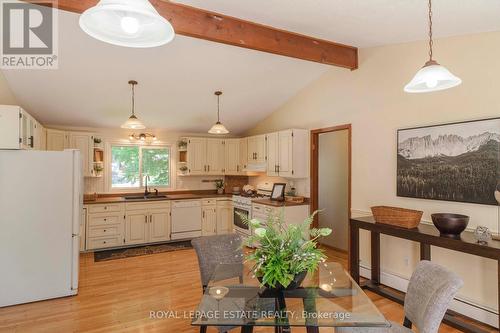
310;125;351;253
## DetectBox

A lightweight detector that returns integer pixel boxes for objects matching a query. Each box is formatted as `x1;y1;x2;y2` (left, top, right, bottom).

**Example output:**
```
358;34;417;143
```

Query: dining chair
192;234;244;333
336;260;463;333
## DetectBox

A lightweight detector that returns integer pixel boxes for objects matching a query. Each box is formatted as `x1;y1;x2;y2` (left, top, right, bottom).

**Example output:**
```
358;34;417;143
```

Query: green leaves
244;210;331;288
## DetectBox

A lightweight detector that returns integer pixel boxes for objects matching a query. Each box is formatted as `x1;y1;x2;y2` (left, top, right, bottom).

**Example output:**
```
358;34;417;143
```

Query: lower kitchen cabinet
85;203;126;250
149;208;171;242
125;210;149;245
125;202;171;245
202;206;217;236
216;199;233;234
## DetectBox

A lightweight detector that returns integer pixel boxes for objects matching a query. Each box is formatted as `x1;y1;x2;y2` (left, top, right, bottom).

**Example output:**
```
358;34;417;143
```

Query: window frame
107;142;172;192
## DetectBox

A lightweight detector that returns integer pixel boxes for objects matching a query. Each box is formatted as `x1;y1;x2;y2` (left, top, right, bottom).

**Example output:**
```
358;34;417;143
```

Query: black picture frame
270;183;286;201
397;117;500;206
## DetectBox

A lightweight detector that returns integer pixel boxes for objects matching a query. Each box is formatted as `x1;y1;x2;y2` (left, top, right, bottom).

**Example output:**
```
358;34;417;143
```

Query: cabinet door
149;209;171;242
20;111;33;149
266;132;279;176
202;207;217;236
46;129;69;151
216;203;233;234
224;139;240;175
125;211;148;245
254;135;267;164
206;138;225;174
239;138;248;173
0;105;21;149
69;133;92;177
278;130;294;177
247;136;256;162
187;137;207;175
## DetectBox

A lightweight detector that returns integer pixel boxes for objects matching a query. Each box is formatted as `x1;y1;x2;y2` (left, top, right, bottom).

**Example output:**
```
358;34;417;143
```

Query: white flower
254;228;267;237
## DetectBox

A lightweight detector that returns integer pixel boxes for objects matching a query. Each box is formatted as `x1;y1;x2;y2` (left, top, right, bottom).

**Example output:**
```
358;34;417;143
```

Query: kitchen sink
123;195;168;200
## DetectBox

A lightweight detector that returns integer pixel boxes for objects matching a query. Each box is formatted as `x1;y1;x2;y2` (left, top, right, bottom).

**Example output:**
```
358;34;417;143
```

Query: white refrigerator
0;149;81;307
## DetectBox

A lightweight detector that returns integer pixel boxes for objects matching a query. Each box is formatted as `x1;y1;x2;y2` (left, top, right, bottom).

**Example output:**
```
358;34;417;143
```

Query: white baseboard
359;264;499;328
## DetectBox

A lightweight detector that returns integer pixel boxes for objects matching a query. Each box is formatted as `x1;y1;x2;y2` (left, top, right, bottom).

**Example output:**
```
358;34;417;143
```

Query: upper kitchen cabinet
206;138;225;174
0;105;44;150
224;138;241;175
239;138;248;171
247;134;266;164
46;129;69;151
186;137;207;175
266;129;308;178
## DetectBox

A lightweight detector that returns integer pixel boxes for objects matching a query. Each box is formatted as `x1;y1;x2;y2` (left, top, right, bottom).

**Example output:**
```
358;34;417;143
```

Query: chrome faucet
144;175;150;196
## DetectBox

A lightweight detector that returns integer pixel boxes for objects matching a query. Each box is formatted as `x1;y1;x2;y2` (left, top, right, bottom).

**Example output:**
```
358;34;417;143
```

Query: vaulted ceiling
3;0;500;134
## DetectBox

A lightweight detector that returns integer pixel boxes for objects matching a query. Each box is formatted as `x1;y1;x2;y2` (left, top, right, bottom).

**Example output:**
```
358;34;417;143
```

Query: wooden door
69;133;92;177
46;129;69;151
149;208;171;242
216;203;233;234
202;207;217;236
266;132;279;176
125;211;148;245
278;130;294;177
187;137;206;175
206;138;224;174
254;135;267;164
224;139;240;175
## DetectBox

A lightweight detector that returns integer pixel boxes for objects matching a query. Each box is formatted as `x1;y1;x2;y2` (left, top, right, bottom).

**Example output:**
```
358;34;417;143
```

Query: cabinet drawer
88;215;121;226
88;203;123;213
202;199;217;206
125;201;171;211
88;225;121;237
87;236;123;250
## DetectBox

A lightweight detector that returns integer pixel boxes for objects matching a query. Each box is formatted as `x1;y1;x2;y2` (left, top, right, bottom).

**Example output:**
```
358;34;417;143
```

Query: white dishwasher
171;200;202;240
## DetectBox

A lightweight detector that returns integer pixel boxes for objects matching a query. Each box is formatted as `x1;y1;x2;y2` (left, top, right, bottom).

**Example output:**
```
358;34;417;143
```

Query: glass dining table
192;262;388;332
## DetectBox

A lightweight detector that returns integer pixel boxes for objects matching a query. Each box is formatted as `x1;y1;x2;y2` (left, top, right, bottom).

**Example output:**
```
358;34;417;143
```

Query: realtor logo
1;1;58;69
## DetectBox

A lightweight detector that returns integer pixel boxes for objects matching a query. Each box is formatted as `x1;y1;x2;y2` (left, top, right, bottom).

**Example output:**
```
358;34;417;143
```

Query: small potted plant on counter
179;165;188;175
215;179;225;194
240;211;331;290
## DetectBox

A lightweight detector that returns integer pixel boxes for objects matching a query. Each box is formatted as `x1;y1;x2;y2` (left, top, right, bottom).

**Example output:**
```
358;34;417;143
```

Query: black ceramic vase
431;213;469;238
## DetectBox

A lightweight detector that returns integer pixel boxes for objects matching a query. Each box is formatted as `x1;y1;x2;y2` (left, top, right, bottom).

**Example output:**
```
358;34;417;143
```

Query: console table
349;216;500;333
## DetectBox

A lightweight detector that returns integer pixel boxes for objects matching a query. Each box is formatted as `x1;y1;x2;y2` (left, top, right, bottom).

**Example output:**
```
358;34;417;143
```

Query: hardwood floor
0;247;494;332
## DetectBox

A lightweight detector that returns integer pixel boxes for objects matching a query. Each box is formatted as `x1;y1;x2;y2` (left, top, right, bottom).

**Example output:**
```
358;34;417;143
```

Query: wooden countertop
251;198;310;207
84;193;232;205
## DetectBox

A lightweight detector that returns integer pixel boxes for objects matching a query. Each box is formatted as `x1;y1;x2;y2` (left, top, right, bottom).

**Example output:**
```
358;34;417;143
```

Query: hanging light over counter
208;91;229;135
79;0;175;48
404;0;461;93
121;80;146;130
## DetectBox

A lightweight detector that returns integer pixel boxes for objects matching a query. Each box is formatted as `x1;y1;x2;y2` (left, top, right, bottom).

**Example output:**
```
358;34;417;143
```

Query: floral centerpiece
240;210;331;289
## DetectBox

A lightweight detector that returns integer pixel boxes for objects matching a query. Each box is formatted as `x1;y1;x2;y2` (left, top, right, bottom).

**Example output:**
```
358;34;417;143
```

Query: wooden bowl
431;213;469;238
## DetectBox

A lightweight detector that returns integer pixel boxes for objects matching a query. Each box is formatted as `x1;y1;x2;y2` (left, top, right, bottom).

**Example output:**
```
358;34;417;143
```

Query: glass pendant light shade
404;60;462;93
121;80;146;129
208;91;230;134
121;114;145;129
79;0;175;48
208;122;229;134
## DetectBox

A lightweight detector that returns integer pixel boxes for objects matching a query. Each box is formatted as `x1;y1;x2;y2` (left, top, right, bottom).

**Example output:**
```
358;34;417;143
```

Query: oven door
233;207;250;234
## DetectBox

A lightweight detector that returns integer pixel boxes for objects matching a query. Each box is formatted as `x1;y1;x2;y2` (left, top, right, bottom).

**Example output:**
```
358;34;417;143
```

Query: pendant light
79;0;175;48
121;80;146;130
404;0;461;93
208;91;229;135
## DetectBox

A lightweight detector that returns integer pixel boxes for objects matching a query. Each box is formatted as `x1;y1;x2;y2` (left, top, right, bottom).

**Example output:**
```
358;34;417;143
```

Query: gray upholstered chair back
191;234;244;287
404;260;463;333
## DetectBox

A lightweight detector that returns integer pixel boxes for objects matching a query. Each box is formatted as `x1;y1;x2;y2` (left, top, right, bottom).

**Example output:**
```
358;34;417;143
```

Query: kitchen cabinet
85;203;125;250
224;139;241;175
125;201;171;244
216;199;233;234
239;138;248;171
0;105;43;150
247;134;266;164
252;202;309;227
202;199;217;236
46;129;69;151
69;133;93;177
187;137;207;175
265;129;308;178
206;138;225;174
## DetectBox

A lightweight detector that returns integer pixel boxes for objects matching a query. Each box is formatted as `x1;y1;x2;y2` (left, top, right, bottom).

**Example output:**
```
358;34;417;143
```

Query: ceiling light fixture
79;0;175;48
129;133;157;141
404;0;461;93
208;91;229;135
121;80;146;130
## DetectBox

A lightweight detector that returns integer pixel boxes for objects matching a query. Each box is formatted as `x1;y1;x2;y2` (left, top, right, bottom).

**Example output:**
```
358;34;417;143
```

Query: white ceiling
177;0;500;48
3;1;500;133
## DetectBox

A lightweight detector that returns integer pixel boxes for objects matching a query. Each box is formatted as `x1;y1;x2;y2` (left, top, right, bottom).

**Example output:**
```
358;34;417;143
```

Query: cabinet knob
103;241;107;244
103;229;106;232
104;218;107;221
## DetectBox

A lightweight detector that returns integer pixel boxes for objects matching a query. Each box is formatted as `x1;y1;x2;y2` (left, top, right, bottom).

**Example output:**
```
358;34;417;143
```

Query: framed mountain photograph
397;118;500;205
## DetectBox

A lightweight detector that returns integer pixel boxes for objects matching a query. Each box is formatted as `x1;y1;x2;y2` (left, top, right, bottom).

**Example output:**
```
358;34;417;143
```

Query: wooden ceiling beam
25;0;358;69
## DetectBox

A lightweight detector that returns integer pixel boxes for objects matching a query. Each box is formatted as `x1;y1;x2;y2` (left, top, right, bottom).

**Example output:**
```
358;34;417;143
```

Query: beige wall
247;31;500;322
0;71;17;105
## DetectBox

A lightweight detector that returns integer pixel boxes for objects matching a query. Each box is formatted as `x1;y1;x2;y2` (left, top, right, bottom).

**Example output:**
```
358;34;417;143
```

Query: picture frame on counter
270;183;286;201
